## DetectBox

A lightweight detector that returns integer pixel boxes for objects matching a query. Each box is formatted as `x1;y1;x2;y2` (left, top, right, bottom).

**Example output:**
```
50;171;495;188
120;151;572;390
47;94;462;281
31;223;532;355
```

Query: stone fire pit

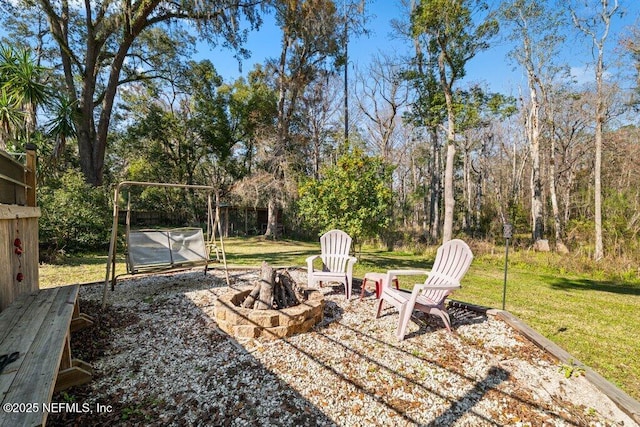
214;287;324;339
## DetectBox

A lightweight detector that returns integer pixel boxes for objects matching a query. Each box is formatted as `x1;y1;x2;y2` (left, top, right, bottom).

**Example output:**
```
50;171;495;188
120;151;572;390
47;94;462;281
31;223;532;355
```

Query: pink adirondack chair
306;229;357;299
375;239;473;340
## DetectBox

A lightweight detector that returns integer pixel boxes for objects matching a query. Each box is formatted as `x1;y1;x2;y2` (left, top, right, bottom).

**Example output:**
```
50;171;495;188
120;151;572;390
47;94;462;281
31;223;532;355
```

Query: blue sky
197;1;410;83
1;0;635;95
199;0;640;95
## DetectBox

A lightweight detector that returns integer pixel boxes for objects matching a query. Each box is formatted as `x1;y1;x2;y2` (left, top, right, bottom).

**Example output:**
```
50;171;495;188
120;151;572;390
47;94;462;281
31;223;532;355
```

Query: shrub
38;170;111;258
297;148;393;247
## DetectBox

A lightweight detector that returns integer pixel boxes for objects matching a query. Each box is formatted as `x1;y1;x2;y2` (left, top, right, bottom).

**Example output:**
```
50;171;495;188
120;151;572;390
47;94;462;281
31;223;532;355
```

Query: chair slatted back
320;229;352;272
422;239;473;303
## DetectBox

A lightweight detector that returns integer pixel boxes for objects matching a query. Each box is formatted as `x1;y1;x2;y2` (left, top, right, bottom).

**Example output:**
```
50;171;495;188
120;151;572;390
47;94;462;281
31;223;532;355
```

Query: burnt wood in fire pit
242;261;307;310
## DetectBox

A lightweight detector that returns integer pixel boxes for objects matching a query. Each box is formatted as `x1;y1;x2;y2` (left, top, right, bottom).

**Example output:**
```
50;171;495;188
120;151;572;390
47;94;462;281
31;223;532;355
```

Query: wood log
285;270;308;303
242;283;261;308
280;270;301;306
254;261;275;310
273;269;307;308
242;263;307;310
276;271;293;308
273;274;288;309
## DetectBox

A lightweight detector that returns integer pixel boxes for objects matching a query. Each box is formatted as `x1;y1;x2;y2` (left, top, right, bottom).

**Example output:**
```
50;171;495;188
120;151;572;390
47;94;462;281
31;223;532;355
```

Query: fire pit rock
214;288;324;339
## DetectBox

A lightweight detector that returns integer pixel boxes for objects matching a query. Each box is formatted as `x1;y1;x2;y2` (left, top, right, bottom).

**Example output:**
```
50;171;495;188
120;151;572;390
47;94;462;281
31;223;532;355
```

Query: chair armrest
386;269;430;277
323;254;357;264
346;256;357;273
381;269;429;290
326;254;356;261
306;255;321;271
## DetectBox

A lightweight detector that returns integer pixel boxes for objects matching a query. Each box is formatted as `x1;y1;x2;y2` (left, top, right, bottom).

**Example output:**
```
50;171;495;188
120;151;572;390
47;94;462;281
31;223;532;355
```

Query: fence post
502;223;513;311
25;143;37;207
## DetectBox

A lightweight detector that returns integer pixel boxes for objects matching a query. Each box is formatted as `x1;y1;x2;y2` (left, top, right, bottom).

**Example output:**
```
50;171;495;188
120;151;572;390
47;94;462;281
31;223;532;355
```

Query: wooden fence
0;145;39;311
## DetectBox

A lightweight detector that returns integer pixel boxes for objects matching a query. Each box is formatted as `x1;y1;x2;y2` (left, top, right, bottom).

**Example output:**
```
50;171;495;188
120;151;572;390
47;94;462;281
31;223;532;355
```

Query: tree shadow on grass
44;253;111;266
549;277;640;297
357;253;434;272
226;249;318;267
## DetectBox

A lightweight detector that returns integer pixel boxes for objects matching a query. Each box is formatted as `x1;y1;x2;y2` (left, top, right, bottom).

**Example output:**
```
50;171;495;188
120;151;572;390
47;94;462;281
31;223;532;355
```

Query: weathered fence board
0;206;40;311
0;146;39;312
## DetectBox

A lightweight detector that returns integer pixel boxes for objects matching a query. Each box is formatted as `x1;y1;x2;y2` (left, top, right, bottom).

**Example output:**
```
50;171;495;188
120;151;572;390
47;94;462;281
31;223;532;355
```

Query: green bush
38;170;111;258
297;148;393;247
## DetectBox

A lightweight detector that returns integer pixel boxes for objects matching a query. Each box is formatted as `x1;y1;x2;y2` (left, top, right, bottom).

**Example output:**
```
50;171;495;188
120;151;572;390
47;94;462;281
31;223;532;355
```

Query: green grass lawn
39;236;640;402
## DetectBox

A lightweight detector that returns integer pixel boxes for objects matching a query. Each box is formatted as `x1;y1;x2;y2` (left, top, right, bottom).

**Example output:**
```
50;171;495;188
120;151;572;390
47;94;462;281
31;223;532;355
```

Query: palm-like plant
0;44;51;147
0;89;23;150
46;95;78;160
3;47;50;135
0;44;19;76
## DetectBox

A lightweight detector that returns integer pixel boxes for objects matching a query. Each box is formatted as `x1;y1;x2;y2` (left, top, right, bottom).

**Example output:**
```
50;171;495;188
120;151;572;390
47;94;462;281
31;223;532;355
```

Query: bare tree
543;82;592;252
262;0;353;237
300;73;342;179
501;0;565;245
353;52;409;248
355;53;408;160
551;90;591;233
571;0;619;261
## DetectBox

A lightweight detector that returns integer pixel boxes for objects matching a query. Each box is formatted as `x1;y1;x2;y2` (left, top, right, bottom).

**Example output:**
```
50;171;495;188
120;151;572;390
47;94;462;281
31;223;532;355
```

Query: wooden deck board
0;289;60;402
0;292;40;344
0;285;81;427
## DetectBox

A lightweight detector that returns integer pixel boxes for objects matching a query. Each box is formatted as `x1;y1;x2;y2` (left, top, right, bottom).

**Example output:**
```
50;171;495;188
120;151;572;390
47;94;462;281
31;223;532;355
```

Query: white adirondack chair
375;239;473;340
306;229;357;299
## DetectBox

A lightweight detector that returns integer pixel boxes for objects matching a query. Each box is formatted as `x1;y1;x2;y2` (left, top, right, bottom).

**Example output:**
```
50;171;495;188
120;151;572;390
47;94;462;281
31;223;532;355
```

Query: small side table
360;272;399;299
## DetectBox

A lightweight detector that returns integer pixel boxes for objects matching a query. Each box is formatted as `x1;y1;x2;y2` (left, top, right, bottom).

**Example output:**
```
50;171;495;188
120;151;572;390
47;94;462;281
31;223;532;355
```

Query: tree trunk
548;118;565;252
66;21;135;186
462;140;471;230
475;135;489;232
594;112;603;260
594;46;606;261
442;140;456;243
430;127;441;242
276;33;290;151
438;48;456;244
528;84;544;242
264;198;279;238
255;261;275;310
571;0;617;261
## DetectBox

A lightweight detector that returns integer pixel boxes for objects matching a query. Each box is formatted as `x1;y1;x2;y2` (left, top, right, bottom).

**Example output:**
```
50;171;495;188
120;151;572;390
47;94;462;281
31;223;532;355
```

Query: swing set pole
211;191;230;286
102;185;121;308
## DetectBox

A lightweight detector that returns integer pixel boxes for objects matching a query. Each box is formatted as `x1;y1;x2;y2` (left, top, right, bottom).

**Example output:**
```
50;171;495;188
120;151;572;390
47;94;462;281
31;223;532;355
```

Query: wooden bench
0;285;93;426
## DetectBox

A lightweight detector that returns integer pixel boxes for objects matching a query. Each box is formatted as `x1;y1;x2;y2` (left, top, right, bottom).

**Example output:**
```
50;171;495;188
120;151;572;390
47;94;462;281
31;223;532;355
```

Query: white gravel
68;268;636;426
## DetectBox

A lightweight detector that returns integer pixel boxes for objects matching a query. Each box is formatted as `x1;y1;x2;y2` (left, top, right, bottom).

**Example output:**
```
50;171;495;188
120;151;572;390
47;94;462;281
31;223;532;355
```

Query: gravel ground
48;269;636;426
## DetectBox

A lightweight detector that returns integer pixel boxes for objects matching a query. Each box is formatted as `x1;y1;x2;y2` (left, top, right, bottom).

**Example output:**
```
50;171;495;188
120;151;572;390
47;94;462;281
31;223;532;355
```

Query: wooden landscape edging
449;299;640;424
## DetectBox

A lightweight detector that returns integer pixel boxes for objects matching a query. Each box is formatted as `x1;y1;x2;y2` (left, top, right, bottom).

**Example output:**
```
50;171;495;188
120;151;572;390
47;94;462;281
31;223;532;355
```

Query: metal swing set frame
101;181;229;307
